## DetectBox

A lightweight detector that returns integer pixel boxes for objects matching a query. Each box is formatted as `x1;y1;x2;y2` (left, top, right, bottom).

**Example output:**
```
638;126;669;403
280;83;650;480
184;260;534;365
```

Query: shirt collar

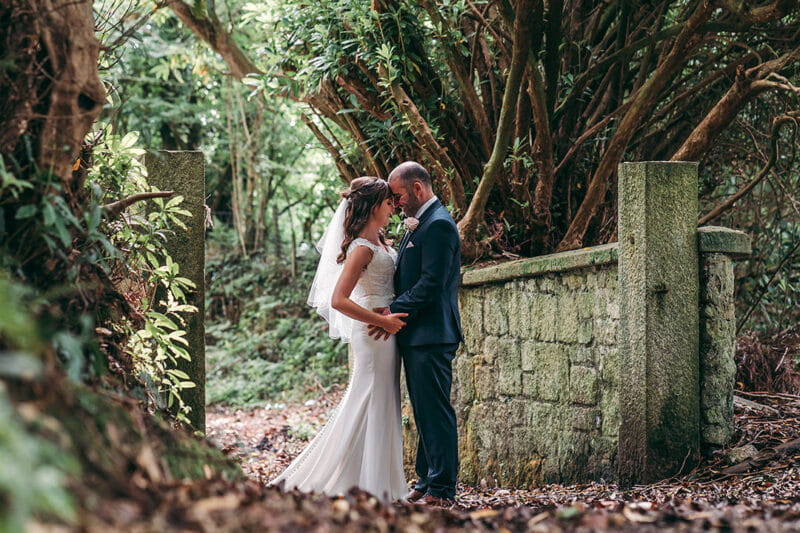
415;195;438;218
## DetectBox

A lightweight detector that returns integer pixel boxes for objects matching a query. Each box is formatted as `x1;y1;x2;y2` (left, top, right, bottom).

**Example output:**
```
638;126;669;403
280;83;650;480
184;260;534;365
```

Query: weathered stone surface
409;179;745;487
473;359;496;401
618;161;700;484
699;253;737;447
496;338;522;396
599;389;620;437
508;286;532;338
698;226;752;257
461;244;618;286
571;407;601;432
484;288;509;335
531;344;569;401
145;151;205;432
453;349;475;405
570;366;599;406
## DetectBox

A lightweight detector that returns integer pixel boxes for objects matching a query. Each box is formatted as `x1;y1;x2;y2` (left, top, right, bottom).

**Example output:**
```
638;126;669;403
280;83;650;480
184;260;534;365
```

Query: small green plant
88;125;198;423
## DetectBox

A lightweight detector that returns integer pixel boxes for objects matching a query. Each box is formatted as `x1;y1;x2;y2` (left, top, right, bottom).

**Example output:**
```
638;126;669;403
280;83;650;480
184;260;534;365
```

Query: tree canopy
170;0;800;259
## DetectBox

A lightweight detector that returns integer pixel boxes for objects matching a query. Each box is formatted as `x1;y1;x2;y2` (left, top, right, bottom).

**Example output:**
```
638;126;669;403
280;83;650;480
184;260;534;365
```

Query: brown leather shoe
419;494;456;507
405;489;425;503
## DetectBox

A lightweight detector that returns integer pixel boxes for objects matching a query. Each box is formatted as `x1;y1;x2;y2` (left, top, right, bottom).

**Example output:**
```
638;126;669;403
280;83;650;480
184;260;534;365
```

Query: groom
371;161;462;506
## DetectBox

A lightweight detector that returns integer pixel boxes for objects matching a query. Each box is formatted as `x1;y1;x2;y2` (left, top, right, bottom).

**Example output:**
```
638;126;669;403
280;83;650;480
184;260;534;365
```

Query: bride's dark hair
337;176;390;264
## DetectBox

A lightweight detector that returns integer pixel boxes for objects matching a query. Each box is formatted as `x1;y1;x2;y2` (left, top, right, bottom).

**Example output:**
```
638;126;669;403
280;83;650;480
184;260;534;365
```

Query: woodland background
0;0;799;530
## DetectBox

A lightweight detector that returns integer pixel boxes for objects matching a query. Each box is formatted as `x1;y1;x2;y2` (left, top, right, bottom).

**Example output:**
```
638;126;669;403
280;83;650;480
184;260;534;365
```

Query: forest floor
199;387;800;532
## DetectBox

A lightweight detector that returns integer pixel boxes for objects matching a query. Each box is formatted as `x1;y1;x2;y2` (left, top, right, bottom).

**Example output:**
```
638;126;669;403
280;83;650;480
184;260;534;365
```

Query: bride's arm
331;246;407;334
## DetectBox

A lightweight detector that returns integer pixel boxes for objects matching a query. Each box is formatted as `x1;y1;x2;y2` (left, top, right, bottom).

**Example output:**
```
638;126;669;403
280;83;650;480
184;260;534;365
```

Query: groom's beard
403;197;421;217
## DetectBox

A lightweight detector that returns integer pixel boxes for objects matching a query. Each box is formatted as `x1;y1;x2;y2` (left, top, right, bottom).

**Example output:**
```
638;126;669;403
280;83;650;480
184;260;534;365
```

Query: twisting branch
699;112;799;225
300;114;356;184
556;1;715;252
457;0;534;257
103;191;174;220
378;64;466;212
167;0;261;80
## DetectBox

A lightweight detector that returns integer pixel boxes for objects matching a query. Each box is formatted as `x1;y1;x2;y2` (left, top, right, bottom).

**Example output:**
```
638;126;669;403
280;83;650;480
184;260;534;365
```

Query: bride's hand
380;312;408;335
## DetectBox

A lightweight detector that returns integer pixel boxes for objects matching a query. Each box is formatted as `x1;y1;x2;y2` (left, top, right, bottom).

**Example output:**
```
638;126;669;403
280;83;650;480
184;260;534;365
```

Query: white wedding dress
269;238;408;501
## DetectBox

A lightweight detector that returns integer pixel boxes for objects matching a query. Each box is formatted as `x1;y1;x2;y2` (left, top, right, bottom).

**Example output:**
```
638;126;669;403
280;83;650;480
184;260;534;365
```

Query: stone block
496;338;522;396
459;288;484;354
526;402;561;451
699;253;737;447
484;288;509;336
570;344;595;366
564;272;586;291
577;319;594;345
557;432;591;483
473;357;496;401
698;226;752;257
508;288;532;339
555;295;582;343
599;389;620;437
594;317;618;345
453;352;475;405
521;340;540;372
571;407;601;432
526;343;569;401
482;336;501;364
598;345;619;386
570;365;598;406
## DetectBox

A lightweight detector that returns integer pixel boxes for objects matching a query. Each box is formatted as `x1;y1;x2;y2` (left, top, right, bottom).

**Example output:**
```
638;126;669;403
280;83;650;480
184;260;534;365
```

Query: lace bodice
347;237;396;308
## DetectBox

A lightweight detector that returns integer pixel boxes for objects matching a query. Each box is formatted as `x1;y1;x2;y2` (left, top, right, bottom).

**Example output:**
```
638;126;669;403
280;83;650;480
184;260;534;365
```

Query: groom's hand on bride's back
368;307;393;340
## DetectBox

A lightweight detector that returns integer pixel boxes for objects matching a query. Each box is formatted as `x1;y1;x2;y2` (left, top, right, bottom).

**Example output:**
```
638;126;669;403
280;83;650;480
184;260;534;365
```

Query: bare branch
698;113;799;225
103;191;174;220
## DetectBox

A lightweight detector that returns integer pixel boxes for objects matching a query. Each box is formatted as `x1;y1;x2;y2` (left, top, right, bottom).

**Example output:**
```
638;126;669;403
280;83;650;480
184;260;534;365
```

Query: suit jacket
390;199;463;347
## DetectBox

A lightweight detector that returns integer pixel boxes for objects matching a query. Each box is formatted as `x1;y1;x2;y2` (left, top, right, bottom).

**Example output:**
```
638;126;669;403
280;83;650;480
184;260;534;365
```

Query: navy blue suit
390;199;462;499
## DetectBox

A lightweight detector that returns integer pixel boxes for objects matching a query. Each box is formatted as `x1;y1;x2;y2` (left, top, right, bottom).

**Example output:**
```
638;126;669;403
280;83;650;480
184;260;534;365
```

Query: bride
269;176;409;501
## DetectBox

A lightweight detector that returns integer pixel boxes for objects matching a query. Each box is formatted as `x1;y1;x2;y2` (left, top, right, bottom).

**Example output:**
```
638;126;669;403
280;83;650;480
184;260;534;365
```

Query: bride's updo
337;176;390;264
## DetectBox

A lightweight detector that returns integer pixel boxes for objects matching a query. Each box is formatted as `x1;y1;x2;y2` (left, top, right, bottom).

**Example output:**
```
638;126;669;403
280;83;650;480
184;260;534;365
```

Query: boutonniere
403;217;419;231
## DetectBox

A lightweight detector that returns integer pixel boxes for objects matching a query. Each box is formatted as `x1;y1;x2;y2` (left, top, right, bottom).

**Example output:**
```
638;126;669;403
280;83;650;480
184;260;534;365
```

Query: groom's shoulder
426;209;458;235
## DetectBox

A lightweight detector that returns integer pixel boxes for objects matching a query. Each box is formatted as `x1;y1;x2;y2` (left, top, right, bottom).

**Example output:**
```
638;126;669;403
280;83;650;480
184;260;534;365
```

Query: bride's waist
353;294;394;308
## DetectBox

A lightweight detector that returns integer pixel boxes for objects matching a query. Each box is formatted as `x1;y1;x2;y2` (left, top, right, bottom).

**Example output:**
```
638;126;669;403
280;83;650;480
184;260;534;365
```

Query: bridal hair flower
403;217;419;231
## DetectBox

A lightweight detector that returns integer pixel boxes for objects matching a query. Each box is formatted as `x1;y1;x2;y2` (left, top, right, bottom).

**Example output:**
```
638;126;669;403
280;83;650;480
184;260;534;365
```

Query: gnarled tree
172;0;800;260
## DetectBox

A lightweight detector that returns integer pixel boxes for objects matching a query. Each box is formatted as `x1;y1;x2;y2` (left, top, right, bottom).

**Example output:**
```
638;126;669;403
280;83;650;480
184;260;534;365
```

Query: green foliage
0;383;77;531
205;224;347;407
87;124;200;422
0;276;76;530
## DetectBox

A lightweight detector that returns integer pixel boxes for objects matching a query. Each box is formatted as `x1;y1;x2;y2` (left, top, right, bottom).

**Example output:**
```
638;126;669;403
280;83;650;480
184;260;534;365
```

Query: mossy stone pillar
145;151;206;432
698;226;751;449
618;161;699;484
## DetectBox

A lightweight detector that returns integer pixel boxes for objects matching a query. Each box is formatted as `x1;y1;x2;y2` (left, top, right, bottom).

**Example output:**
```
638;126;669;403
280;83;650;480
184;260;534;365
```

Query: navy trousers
402;344;459;500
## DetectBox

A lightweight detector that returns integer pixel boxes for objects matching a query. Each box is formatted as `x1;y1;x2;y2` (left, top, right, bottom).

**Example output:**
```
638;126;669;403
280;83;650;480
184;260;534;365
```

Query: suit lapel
396;199;441;265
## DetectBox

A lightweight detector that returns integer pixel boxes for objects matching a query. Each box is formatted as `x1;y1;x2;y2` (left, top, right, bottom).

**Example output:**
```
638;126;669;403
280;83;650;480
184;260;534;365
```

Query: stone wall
455;246;620;486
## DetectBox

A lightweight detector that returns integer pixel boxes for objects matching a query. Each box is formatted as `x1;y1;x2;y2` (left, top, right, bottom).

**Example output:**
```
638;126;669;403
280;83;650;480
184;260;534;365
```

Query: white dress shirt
415;195;438;218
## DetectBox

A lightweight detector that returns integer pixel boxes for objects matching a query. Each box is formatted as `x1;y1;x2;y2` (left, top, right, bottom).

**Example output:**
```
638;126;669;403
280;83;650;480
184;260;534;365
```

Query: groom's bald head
388;161;432;188
388;161;434;217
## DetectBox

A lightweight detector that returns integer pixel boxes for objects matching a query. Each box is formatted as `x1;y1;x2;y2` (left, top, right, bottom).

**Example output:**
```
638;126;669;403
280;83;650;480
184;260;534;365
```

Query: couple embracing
270;161;462;505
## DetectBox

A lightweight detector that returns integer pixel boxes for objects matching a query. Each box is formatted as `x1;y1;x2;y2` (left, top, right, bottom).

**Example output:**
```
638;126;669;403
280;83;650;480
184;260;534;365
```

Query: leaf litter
45;386;798;531
195;387;800;532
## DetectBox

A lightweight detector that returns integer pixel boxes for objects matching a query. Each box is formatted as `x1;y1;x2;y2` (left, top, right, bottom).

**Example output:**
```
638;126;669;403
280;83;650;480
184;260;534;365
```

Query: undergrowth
205;224;347;407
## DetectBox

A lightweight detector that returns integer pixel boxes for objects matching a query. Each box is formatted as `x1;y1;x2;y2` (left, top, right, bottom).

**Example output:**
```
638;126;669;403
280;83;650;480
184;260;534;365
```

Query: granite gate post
145;151;206;432
618;161;700;484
